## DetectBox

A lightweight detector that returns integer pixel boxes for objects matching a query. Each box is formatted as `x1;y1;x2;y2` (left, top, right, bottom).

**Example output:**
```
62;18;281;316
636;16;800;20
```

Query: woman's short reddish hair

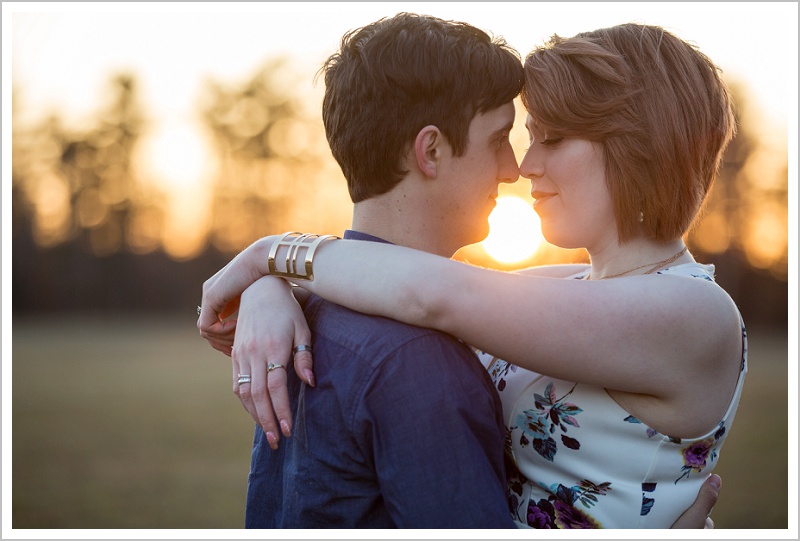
521;23;736;242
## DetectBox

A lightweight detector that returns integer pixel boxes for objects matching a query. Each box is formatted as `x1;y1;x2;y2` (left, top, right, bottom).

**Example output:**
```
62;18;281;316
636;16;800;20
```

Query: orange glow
126;207;162;255
481;196;543;264
76;188;108;229
32;171;72;246
139;120;215;190
742;202;788;271
161;190;212;261
742;147;788;192
266;118;316;159
692;210;732;254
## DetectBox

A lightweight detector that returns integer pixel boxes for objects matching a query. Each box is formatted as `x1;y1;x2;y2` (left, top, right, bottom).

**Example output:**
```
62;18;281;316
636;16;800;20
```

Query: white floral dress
478;263;748;528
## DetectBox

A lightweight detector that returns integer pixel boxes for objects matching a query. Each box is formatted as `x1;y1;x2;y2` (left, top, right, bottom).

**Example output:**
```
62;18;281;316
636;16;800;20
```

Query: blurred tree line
11;60;789;329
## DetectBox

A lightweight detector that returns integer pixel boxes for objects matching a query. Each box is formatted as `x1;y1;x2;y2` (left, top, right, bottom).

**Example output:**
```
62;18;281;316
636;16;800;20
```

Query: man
199;12;720;529
242;12;522;528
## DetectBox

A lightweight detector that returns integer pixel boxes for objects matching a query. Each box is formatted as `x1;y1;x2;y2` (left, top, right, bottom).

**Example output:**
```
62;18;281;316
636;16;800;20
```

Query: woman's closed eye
541;137;564;146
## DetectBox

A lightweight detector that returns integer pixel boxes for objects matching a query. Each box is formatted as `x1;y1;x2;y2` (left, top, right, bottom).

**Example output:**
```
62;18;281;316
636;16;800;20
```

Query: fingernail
708;474;721;490
266;431;278;450
304;369;316;387
280;420;292;438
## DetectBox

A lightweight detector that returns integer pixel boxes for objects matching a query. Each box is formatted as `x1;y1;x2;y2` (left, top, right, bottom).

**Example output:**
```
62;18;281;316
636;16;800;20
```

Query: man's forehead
474;101;516;129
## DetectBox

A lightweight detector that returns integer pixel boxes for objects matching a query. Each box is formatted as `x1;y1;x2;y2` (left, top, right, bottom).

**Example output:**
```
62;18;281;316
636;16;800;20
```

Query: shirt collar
343;230;393;245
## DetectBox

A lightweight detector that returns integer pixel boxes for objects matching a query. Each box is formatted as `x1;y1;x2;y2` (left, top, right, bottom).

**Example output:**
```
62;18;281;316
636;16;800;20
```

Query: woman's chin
540;228;582;251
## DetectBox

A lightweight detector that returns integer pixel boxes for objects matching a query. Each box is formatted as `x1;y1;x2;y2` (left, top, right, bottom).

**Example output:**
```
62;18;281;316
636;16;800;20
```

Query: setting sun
481;196;543;264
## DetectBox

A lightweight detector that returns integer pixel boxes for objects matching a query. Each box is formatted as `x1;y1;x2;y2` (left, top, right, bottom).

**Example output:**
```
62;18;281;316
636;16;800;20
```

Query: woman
199;23;745;528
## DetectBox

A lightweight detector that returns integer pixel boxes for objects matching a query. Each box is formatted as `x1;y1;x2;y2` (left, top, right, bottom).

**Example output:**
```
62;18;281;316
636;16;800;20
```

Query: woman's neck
586;238;691;280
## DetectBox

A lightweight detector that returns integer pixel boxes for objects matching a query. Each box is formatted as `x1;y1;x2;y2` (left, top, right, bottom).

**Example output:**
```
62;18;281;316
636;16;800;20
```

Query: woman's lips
531;191;557;208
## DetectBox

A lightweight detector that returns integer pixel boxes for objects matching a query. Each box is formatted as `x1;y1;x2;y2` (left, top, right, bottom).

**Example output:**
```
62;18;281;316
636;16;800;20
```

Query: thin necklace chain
587;246;688;280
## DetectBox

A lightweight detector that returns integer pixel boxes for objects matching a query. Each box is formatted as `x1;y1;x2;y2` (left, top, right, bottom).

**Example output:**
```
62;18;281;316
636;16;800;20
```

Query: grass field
10;314;791;530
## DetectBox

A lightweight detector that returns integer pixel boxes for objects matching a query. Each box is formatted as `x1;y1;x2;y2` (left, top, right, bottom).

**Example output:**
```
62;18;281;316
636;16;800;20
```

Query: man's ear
413;125;442;179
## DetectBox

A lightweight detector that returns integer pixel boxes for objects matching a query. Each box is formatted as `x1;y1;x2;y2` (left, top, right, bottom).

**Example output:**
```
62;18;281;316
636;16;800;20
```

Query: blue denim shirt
245;231;513;528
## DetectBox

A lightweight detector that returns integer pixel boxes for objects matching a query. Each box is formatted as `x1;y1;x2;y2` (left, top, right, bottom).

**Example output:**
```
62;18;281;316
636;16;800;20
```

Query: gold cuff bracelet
267;232;339;281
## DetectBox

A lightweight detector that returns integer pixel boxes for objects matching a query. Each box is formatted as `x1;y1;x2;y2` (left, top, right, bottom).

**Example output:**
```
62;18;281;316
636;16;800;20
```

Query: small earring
638;211;644;223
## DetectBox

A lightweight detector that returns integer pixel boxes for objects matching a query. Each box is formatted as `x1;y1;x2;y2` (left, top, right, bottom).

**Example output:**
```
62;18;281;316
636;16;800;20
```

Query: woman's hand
197;236;277;356
197;299;240;357
230;277;314;449
197;237;273;328
197;237;315;448
670;474;721;529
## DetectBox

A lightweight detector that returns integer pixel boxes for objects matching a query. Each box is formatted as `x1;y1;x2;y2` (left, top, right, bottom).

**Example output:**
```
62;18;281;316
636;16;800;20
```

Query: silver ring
237;374;252;385
267;363;285;372
292;344;312;356
197;305;202;315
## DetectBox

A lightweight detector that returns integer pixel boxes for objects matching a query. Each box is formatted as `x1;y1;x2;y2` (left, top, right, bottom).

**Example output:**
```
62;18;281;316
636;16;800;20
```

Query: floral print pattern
624;414;660;438
484;354;517;392
675;423;725;483
495;373;741;527
512;381;582;462
502;380;613;528
509;475;611;528
482;263;746;528
641;482;657;516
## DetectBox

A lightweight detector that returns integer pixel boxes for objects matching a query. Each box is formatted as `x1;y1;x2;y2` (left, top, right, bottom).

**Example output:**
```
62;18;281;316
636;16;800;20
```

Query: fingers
292;341;315;388
197;240;274;338
700;474;721;529
233;349;281;449
266;362;293;438
199;319;236;356
234;339;297;450
248;357;284;449
197;291;227;330
201;242;272;324
209;340;234;356
209;269;309;451
231;357;260;426
202;331;235;355
670;473;721;529
197;258;248;330
698;473;721;514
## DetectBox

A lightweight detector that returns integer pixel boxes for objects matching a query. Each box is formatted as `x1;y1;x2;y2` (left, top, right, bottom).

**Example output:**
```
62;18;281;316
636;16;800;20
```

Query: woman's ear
414;125;442;178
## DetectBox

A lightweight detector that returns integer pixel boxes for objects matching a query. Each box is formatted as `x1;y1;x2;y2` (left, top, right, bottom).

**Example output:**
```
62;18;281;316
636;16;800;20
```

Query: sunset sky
6;2;796;178
8;2;796;130
4;2;797;260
